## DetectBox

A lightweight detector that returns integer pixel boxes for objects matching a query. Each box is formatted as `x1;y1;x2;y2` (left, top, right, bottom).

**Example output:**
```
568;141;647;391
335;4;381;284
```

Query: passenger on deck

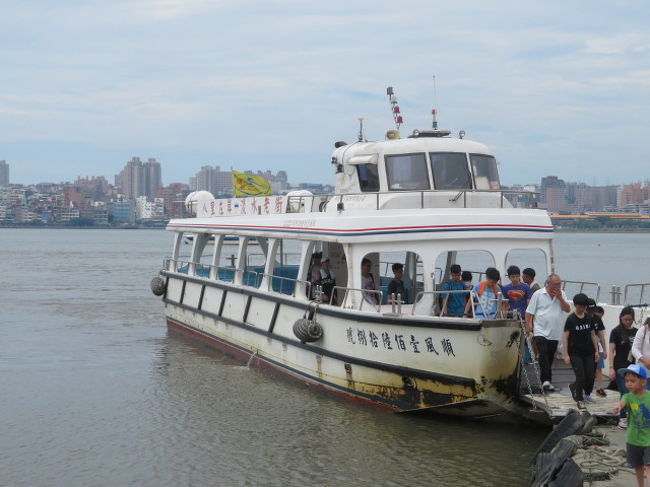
440;264;466;317
609;307;638;429
308;267;323;301
630;317;650;389
525;273;571;393
503;265;532;320
361;258;378;305
562;293;599;410
461;271;473;290
464;267;501;319
386;263;407;304
319;257;337;305
308;252;323;278
523;268;541;294
589;302;608;397
320;256;335;280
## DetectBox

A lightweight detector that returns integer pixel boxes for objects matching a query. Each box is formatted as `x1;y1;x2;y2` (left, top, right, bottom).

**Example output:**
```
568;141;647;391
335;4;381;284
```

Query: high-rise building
193;165;232;195
0;160;9;187
143;158;162;199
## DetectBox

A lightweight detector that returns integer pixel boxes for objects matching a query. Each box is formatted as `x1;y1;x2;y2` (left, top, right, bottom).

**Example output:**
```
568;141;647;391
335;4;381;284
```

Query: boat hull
162;272;535;421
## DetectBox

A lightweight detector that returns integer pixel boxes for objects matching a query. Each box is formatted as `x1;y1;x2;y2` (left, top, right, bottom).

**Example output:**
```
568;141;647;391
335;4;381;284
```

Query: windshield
357;163;380;192
470;154;500;190
385;153;430;191
429;152;472;190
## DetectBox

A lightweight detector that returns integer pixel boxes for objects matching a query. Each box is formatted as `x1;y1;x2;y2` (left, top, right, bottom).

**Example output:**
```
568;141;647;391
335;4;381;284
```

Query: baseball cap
623;363;648;380
320;257;330;263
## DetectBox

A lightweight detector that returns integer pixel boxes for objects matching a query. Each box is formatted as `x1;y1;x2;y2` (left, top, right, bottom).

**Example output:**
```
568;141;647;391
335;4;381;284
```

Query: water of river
1;229;649;486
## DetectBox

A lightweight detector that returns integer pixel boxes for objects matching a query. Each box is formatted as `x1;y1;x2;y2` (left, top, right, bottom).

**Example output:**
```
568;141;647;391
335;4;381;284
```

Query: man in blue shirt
440;264;467;316
503;265;532;319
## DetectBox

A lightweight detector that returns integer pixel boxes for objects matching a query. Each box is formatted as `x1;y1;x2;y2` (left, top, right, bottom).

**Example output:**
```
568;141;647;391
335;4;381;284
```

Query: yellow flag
231;170;272;197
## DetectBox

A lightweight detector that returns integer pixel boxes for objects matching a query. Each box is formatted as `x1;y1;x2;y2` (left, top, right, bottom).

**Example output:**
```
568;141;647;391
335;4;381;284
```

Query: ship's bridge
332;131;500;194
327;130;520;211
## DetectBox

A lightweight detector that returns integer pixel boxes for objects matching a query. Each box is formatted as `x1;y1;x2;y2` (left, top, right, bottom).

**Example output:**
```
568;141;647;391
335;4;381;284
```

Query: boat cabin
332;130;499;194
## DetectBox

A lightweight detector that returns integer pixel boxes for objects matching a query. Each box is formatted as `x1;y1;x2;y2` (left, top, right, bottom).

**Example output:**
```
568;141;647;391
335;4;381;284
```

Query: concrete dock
525;361;638;486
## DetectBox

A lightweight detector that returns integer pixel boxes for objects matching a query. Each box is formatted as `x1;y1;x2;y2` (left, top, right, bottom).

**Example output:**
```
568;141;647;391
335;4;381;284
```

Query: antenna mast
357;117;366;142
432;75;438;130
386;86;403;130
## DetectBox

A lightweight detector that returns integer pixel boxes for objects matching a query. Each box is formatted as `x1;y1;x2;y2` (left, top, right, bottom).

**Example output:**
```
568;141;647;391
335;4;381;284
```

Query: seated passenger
308;251;322;278
319;256;337;305
320;256;335;280
361;258;378;305
308;267;323;300
440;264;466;317
503;265;532;319
387;263;408;303
461;270;473;290
464;267;502;319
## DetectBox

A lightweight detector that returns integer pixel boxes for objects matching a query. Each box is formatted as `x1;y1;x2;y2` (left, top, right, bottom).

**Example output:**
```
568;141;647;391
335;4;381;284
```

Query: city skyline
0;156;648;192
2;1;649;187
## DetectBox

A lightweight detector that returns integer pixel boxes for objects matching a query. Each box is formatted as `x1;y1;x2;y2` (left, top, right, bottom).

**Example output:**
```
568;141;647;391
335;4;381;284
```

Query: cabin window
354;251;423;307
216;235;240;282
270;238;301;295
244;239;266;287
433;250;497;316
470;154;500;190
385;153;430;191
429;152;472;190
357;164;380;192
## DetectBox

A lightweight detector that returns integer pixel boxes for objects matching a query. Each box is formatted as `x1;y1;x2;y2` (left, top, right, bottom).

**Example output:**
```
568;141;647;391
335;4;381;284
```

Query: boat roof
169;206;552;243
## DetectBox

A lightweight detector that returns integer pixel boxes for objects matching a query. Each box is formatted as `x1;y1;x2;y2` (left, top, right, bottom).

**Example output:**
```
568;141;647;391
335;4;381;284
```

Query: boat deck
519;360;619;421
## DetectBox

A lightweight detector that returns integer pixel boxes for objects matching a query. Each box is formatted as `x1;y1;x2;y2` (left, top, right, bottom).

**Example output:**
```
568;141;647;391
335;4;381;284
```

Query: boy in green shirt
613;364;650;487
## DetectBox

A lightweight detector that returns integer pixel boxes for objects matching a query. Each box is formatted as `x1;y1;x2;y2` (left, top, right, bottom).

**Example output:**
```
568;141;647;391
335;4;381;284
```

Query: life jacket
477;281;498;297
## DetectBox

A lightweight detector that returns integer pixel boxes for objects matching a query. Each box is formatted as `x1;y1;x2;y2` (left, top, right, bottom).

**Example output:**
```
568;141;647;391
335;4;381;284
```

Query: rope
574;446;634;479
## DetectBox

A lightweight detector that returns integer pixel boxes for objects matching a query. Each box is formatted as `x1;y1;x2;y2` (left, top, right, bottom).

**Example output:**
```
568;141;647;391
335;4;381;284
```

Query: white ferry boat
152;89;568;422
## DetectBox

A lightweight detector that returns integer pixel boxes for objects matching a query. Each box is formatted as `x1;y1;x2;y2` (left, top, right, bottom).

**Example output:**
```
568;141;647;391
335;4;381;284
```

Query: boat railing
164;258;262;285
286;188;538;213
332;286;383;313
624;283;650;305
256;272;312;298
411;290;508;319
561;280;601;302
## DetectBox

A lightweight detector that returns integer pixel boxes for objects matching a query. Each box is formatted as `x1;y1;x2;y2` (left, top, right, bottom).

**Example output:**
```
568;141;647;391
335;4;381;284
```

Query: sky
1;0;649;187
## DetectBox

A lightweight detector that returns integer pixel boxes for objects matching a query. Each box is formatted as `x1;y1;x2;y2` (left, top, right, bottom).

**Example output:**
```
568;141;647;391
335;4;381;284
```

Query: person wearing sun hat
613;363;650;487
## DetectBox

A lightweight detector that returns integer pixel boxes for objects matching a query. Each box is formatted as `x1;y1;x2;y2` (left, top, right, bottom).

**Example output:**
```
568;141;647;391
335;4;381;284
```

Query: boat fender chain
293;302;323;343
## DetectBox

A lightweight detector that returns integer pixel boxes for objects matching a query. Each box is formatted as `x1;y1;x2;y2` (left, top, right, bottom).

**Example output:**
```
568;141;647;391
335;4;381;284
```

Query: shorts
596;355;604;369
626;443;650;468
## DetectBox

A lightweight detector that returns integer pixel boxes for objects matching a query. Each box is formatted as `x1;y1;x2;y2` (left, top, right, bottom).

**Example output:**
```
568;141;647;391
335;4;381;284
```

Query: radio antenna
357;117;366;142
432;75;438;130
386;86;403;130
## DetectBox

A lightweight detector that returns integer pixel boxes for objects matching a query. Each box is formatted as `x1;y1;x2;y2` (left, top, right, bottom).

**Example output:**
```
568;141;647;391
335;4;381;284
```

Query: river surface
1;229;649;487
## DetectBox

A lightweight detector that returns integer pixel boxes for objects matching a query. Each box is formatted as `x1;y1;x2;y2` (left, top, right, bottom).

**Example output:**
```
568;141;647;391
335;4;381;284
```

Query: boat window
366;251;423;306
470;154;500;190
217;235;239;282
505;249;547;281
357;164;380;192
245;239;266;288
385;153;430;191
429;152;472;190
270;238;301;295
434;250;496;316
